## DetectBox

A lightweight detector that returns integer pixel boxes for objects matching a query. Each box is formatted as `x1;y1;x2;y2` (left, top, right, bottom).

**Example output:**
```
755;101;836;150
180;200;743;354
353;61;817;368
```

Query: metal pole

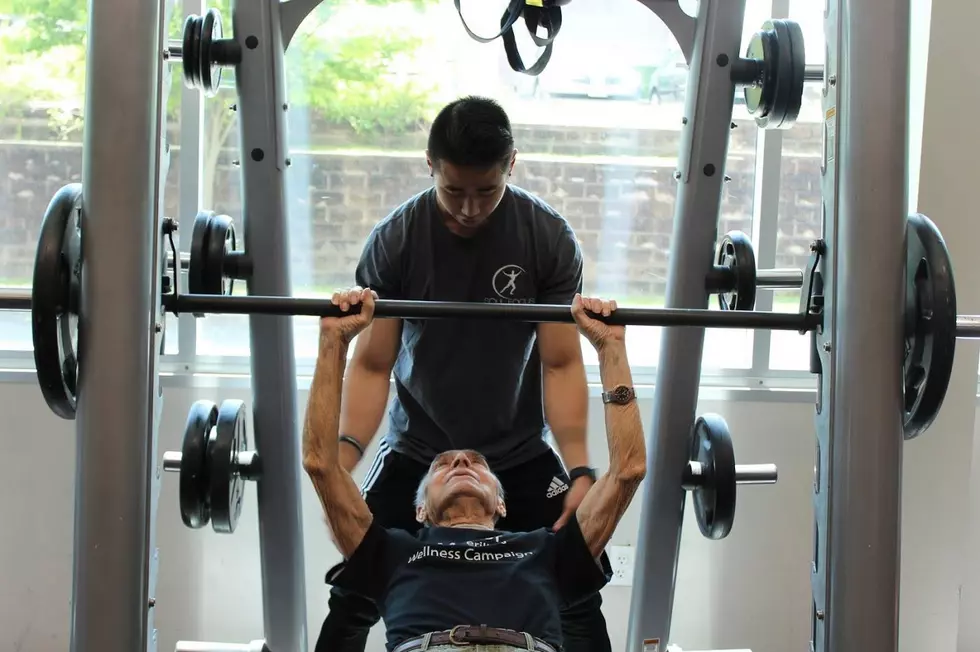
159;294;816;330
956;316;980;338
231;0;308;647
71;0;161;649
626;0;747;648
756;268;804;288
815;0;909;650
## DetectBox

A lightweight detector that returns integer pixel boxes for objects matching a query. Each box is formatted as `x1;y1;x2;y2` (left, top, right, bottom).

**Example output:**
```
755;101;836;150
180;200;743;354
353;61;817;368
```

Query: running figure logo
492;264;526;299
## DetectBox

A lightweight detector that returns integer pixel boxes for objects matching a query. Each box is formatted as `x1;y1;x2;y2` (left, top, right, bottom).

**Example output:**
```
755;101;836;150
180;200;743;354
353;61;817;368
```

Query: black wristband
338;435;365;458
568;466;597;484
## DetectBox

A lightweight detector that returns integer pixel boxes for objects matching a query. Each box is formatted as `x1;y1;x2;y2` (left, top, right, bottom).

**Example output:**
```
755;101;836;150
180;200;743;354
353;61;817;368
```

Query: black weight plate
32;183;83;420
690;414;737;540
182;14;202;90
742;28;775;120
180;400;217;529
199;8;224;97
210;399;248;534
744;20;805;130
188;210;214;295
768;19;805;129
903;213;957;440
715;231;757;311
205;214;236;296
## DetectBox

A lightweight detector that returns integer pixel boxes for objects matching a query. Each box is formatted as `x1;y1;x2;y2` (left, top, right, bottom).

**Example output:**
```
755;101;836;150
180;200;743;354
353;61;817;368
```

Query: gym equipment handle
163;293;818;330
682;462;778;490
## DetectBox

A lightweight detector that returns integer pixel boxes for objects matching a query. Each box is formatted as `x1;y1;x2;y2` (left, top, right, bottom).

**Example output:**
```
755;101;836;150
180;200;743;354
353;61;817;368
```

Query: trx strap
453;0;566;76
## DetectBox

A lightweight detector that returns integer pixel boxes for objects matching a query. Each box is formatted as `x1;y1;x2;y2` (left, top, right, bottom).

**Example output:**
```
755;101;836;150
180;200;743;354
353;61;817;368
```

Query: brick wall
0;120;823;298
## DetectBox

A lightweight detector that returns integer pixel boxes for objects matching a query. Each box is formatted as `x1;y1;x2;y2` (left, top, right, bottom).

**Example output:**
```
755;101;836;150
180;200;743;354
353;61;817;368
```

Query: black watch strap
338;435;365;458
568;466;597;484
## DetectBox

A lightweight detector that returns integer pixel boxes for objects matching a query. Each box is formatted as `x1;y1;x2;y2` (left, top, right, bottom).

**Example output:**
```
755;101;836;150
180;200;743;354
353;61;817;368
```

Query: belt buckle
448;625;472;646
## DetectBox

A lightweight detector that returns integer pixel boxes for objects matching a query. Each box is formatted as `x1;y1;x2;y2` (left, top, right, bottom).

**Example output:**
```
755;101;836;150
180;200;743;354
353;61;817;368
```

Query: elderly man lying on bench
302;288;646;652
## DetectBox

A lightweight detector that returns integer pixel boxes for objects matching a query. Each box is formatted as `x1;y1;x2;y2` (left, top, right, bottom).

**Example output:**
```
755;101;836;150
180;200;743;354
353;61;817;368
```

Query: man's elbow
611;458;646;487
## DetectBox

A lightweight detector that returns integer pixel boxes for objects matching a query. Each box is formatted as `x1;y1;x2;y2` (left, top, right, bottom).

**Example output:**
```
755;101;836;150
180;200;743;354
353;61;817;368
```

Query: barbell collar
164;43;183;62
164;293;819;331
161;450;261;479
682;461;778;490
732;60;823;86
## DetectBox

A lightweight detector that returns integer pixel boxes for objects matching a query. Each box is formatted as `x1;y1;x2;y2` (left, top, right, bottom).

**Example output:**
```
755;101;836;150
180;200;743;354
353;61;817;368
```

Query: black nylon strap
502;5;562;75
453;0;525;43
454;0;564;76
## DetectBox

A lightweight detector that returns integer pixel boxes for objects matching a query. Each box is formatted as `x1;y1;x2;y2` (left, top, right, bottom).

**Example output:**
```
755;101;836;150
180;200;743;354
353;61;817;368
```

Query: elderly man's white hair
414;467;507;523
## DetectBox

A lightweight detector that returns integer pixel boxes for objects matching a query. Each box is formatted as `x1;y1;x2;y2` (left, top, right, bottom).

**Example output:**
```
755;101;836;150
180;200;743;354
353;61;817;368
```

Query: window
0;4;183;354
0;8;88;351
188;0;771;374
768;0;824;371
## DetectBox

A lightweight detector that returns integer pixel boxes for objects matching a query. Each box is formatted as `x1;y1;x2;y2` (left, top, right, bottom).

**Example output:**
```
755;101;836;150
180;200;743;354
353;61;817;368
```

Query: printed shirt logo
407;534;537;565
546;476;568;499
487;264;534;304
492;264;526;298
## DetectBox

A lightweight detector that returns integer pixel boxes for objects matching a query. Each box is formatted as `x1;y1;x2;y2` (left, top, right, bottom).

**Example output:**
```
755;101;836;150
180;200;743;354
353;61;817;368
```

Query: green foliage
288;31;433;134
0;0;437;142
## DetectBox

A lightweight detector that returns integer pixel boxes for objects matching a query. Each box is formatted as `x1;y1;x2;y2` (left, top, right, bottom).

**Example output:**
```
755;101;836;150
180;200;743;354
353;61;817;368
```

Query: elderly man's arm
574;339;646;558
303;334;374;559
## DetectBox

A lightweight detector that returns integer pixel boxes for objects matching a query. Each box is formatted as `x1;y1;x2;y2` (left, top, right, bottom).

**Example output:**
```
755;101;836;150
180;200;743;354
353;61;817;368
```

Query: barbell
159;398;774;540
0;184;964;446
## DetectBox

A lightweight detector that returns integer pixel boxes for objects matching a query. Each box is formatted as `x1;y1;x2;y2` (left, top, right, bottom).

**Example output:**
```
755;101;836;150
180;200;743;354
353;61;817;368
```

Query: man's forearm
543;361;590;470
303;338;375;557
597;342;645;478
303;340;348;472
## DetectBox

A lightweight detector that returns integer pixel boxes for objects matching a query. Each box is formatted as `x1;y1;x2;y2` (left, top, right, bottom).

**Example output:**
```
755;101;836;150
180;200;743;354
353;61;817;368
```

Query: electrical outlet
609;545;635;586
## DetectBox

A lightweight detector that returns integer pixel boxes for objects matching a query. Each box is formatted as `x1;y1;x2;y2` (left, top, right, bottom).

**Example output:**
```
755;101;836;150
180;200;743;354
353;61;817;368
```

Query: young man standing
315;96;610;652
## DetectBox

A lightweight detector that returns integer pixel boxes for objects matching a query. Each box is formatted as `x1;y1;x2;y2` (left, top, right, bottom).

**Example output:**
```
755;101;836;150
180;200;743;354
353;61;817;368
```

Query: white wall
3;372;979;652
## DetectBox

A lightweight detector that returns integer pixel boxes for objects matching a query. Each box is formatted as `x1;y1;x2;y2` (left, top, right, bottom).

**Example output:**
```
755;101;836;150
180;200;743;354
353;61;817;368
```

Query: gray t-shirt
355;185;584;470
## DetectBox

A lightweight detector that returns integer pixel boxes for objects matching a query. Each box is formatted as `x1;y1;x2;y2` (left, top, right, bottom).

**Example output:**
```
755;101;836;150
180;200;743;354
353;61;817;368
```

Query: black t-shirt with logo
326;515;611;651
355;185;584;470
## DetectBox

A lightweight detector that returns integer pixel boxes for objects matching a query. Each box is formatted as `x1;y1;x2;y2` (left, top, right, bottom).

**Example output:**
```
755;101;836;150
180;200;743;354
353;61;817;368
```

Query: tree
0;0;436;204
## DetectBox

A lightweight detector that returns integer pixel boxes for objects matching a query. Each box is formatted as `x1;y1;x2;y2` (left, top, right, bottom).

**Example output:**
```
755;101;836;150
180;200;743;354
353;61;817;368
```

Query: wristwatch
569;466;597;484
601;384;636;405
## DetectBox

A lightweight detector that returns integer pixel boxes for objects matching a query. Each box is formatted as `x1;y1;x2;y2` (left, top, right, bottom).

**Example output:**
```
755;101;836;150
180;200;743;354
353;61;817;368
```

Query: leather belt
392;625;558;652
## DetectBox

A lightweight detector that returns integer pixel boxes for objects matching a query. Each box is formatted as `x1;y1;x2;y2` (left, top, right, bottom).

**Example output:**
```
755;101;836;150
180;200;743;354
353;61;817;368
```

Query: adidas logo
546;476;569;499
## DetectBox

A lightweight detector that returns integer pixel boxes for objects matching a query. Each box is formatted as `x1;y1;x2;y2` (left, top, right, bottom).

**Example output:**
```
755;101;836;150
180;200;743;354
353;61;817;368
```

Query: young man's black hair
426;95;515;170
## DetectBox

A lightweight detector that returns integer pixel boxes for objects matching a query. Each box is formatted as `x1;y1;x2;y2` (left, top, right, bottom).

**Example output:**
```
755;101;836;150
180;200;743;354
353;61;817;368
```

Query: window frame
0;0;830;393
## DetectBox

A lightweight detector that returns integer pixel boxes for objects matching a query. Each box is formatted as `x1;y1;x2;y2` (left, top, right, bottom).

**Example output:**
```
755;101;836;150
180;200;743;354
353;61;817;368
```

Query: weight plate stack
180;400;217;529
743;19;806;130
715;231;757;311
199;8;225;97
32;183;83;420
182;13;203;91
189;210;237;296
690;414;737;540
903;213;957;440
209;399;248;534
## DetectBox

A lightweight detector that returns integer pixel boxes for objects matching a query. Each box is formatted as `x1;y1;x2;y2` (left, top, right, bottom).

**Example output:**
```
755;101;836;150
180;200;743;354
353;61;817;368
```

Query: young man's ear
508;149;518;176
425;150;434;178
